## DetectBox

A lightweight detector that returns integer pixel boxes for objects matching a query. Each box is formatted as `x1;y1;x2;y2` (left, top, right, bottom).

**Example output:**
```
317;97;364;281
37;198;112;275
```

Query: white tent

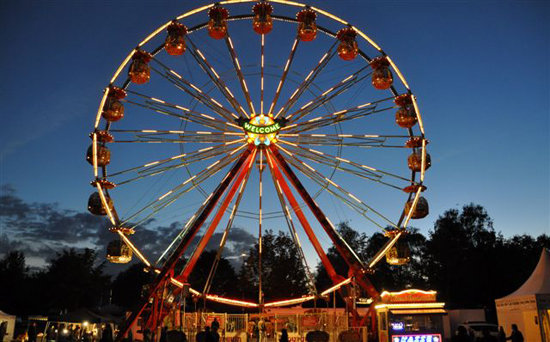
495;248;550;342
0;310;16;342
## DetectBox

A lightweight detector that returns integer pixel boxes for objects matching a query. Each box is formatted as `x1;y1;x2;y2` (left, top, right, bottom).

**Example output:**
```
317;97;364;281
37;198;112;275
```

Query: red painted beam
269;145;379;300
114;145;254;342
179;149;256;281
265;149;342;284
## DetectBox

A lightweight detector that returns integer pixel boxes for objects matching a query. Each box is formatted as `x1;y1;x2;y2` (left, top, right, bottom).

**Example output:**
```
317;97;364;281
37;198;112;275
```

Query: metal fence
169;312;358;342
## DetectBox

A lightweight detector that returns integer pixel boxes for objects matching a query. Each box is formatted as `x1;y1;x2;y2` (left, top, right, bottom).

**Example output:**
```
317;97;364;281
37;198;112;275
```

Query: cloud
0;185;256;274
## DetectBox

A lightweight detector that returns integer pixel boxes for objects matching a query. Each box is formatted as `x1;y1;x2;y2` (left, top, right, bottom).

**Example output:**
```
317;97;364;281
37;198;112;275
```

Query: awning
390;309;447;315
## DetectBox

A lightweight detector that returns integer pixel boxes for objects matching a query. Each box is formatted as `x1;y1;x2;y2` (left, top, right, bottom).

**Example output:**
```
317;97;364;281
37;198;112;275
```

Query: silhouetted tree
187;250;238;297
364;228;429;292
425;204;502;308
112;263;153;309
315;222;368;291
0;251;29;315
37;248;111;312
240;230;308;302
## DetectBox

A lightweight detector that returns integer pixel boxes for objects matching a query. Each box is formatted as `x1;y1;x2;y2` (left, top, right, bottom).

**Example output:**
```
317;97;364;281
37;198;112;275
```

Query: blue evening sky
0;0;548;267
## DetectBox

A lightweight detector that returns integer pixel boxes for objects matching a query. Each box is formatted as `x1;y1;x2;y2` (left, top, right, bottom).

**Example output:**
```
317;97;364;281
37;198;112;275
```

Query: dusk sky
0;0;548;272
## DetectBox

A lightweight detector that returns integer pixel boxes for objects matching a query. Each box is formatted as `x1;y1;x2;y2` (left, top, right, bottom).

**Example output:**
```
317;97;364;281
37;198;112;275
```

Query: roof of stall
498;248;550;299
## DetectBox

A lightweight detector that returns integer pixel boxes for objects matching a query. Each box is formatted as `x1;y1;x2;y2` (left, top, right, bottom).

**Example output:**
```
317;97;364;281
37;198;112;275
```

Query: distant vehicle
456;322;499;339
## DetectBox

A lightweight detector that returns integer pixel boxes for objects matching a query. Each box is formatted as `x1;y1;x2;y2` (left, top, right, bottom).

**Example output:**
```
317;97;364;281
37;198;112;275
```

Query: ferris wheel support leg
269;145;379;300
265;148;341;284
178;148;256;282
114;145;255;342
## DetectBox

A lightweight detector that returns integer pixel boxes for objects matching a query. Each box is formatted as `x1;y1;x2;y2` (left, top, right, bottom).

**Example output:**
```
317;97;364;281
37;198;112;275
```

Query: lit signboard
390;322;404;331
391;334;441;342
243;121;281;134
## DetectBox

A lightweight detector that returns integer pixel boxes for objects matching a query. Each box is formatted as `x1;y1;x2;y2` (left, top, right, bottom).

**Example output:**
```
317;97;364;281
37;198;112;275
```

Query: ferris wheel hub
238;114;285;146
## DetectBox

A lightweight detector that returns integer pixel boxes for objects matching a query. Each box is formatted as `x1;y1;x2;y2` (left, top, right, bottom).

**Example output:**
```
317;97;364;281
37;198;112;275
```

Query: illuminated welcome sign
237;115;286;146
243;121;281;134
392;334;441;342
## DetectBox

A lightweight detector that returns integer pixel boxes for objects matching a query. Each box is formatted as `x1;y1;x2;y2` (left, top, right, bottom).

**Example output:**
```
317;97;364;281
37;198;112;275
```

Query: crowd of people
43;323;116;342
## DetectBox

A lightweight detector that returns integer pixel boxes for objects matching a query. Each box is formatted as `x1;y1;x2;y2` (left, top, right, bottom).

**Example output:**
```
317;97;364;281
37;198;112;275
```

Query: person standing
0;321;7;342
506;324;524;342
279;329;289;342
498;327;506;342
453;326;470;342
257;318;266;342
210;319;220;334
28;322;37;342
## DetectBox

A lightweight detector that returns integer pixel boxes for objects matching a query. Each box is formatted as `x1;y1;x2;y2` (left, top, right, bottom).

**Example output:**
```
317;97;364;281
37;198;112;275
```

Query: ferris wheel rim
89;0;430;311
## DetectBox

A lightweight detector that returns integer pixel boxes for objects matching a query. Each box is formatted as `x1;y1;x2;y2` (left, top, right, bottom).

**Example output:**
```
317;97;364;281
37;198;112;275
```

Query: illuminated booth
374;290;447;342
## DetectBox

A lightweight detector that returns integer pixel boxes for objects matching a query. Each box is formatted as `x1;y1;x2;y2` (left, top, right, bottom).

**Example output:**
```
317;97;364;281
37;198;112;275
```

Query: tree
0;251;29;315
36;248;111;312
425;204;501;308
187;250;238;297
314;222;368;290
112;263;153;309
364;228;429;292
240;230;309;302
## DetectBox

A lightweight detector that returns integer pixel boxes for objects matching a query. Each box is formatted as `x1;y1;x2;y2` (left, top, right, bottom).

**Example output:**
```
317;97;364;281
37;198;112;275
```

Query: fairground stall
375;290;449;342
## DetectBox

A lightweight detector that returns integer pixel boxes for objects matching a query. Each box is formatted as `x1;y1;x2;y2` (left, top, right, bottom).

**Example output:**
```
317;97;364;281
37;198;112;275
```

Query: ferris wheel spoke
274;41;337;119
265;148;341;282
186;37;249;118
120;144;247;228
267;160;318;295
268;37;299;116
123;93;240;132
109;141;244;186
180;148;257;283
283;99;395;134
110;129;243;144
203;156;255;295
286;66;371;124
149;58;238;122
278;134;412;148
260;34;265;114
225;33;255;115
278;141;416;189
277;145;398;231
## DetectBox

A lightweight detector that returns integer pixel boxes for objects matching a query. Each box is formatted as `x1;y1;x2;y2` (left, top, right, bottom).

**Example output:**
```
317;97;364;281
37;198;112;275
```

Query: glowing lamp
86;144;110;167
337;28;358;61
252;2;273;35
407;151;431;172
297;8;317;41
165;22;187;56
208;7;229;40
129;50;152;85
87;192;114;216
370;56;393;90
106;239;132;264
394;94;417;129
102;87;126;122
385;230;410;265
405;196;429;219
243;114;281;146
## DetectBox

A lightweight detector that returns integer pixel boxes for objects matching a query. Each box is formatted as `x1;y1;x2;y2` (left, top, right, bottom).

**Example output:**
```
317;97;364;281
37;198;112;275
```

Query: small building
0;310;16;342
495;248;550;342
374;289;449;342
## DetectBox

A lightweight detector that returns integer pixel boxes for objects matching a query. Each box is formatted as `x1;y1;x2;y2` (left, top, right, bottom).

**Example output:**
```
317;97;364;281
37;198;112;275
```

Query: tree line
1;203;548;317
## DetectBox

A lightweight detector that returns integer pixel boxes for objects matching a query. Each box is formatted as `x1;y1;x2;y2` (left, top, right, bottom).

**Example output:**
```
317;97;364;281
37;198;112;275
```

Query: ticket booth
375;290;447;342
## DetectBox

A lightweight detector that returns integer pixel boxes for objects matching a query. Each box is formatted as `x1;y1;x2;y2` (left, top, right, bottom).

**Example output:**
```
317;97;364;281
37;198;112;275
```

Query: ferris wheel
86;0;431;337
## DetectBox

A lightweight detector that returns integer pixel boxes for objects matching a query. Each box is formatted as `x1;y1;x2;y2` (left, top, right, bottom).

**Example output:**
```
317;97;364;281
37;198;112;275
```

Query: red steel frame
115;143;381;341
115;145;255;342
268;145;379;331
